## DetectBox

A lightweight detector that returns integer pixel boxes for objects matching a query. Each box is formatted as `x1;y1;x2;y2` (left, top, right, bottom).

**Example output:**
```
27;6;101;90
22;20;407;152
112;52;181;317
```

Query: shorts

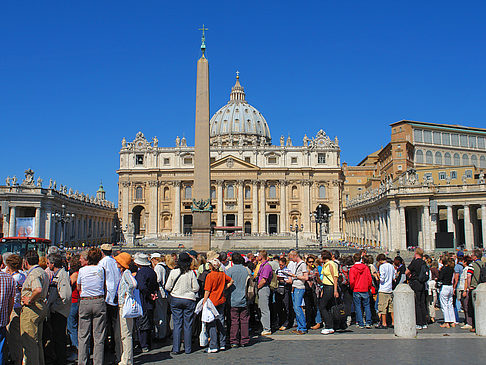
378;292;393;314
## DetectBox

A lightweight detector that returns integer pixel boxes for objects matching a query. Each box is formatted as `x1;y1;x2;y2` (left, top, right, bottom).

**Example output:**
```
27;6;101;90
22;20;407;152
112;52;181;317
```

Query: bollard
393;283;417;338
473;283;486;336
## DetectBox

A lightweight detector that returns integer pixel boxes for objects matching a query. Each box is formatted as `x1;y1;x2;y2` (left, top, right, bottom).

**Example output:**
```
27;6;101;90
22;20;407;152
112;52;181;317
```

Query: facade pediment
210;155;259;171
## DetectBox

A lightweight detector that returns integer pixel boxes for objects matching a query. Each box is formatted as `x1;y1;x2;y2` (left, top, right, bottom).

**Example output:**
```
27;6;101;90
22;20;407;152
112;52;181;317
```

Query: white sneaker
205;348;218;353
320;328;335;335
422;325;428;329
261;330;272;336
416;325;423;330
461;324;472;329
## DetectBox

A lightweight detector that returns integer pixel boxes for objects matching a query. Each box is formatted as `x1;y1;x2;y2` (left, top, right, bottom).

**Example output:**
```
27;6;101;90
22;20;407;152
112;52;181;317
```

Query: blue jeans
67;301;79;349
207;303;226;350
0;327;6;365
353;292;372;326
170;297;196;354
292;288;307;332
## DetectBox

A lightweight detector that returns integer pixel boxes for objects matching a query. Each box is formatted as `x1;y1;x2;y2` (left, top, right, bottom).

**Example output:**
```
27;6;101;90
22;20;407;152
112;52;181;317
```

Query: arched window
245;186;251;199
210;187;216;199
480;156;486;168
462;154;469;166
444;152;451;166
415;150;423;164
425;151;433;164
291;185;298;199
471;155;478;167
435;151;442;165
454;153;460;166
135;186;143;200
318;185;326;199
184;186;192;199
227;185;234;199
163;187;170;200
269;184;276;199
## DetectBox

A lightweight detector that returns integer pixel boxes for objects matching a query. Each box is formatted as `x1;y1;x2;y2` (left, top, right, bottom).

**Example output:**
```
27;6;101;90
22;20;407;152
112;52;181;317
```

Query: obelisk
192;25;212;251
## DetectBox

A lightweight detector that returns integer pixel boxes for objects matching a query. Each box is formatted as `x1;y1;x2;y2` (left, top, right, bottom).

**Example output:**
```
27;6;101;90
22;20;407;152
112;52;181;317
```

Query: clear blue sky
2;1;485;202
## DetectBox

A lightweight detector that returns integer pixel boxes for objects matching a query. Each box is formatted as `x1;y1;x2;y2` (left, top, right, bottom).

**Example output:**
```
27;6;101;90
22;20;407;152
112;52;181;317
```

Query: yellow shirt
321;261;338;286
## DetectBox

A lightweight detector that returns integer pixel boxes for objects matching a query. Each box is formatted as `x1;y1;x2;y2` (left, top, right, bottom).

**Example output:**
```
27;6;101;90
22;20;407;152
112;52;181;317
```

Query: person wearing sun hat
134;253;158;352
114;252;136;365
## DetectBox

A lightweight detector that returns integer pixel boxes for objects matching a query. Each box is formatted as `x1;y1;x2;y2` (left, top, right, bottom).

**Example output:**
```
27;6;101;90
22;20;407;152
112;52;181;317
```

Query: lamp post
310;204;332;251
51;204;74;248
289;221;303;250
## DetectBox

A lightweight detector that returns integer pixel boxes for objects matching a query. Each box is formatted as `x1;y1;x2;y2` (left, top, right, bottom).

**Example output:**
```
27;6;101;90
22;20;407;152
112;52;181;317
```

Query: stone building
117;75;344;243
343;120;486;251
0;169;117;246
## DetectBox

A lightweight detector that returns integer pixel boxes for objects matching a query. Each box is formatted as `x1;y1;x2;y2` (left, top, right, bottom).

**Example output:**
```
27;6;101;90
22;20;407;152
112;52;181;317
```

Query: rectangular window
269;204;277;209
268;156;277;164
465;169;473;178
433;131;441;145
450;170;457;179
183;157;193;165
291;157;298;164
438;172;446;180
318;153;326;164
136;155;144;165
460;134;468;147
451;134;459;146
424;173;432;181
163;158;170;165
478;137;485;149
469;136;477;148
442;132;451;146
245;204;251;209
245;157;251;163
414;129;422;142
423;130;432;143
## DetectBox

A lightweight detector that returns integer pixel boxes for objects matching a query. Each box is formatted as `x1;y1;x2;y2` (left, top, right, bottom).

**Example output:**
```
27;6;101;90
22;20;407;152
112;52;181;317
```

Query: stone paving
131;322;485;365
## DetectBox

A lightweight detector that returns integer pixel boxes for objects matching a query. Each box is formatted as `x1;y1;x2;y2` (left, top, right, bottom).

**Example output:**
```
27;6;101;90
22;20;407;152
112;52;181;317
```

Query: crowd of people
0;244;484;364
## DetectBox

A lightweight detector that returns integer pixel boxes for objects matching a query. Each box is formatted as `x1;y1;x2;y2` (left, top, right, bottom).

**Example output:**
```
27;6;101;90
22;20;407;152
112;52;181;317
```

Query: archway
132;205;145;235
244;221;251;235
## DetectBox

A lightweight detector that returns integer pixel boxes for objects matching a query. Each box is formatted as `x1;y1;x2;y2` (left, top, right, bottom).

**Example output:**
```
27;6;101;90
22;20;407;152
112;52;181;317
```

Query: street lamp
310;204;333;251
51;204;74;248
289;221;303;250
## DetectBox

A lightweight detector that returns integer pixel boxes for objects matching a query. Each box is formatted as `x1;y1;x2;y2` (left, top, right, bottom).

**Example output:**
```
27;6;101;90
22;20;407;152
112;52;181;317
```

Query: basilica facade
117;76;344;242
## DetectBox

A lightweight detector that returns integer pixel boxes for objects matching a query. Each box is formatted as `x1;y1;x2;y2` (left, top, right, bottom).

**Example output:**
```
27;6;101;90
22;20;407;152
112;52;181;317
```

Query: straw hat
206;250;219;261
115;252;132;269
134;253;151;266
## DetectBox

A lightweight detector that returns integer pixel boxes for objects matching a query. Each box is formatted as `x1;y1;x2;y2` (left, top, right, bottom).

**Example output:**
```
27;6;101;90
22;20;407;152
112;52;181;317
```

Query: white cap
150;253;161;259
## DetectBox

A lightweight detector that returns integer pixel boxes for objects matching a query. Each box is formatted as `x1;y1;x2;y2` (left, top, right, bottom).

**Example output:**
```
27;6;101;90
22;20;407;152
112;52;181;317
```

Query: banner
16;217;35;237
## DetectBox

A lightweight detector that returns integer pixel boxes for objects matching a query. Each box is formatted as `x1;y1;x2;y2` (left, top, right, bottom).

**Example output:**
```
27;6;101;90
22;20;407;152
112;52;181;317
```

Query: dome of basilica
210;74;271;146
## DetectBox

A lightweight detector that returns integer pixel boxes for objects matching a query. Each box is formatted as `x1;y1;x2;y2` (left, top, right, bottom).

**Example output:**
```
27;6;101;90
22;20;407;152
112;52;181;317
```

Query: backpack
245;275;258;304
472;260;486;286
197;266;211;298
268;265;279;291
418;262;430;283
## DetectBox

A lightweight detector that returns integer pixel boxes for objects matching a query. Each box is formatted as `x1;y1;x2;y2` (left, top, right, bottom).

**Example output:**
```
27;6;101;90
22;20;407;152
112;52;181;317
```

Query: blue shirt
226;264;250;308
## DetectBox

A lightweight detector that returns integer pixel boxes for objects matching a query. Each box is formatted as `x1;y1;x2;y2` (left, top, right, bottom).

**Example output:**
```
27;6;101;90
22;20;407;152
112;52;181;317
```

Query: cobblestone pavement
132;323;486;365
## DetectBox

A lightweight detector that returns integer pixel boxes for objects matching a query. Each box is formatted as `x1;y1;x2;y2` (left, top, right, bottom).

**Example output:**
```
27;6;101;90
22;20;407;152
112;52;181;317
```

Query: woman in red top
203;259;234;353
67;254;81;359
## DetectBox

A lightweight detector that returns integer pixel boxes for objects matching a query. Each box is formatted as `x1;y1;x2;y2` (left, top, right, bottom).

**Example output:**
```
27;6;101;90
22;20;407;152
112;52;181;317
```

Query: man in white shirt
376;254;395;329
98;244;121;355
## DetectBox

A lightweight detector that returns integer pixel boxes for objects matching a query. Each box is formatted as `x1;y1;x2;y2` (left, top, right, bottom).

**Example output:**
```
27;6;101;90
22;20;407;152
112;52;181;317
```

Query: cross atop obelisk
191;26;212;251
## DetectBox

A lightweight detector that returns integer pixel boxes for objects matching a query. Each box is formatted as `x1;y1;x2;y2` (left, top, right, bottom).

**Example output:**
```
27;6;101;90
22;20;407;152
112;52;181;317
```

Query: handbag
330;297;346;324
122;275;143;319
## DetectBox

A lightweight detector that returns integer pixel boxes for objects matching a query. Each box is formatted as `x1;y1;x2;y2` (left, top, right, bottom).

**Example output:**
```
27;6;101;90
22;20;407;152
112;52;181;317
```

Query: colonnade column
216;181;224;227
252;181;258;234
301;181;311;234
398;206;407;250
422;205;430;251
237;180;244;228
8;206;16;236
464;204;474;250
481;204;486;248
280;181;287;234
173;181;181;234
259;181;266;233
34;207;41;237
446;204;455;246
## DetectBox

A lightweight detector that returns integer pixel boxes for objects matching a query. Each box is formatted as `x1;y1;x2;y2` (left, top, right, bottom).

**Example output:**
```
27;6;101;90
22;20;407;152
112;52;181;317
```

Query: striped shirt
0;271;15;327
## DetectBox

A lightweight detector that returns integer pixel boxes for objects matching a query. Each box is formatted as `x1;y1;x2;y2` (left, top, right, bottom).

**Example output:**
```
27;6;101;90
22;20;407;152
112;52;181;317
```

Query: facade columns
481;204;486;248
446;204;455;246
121;181;130;238
252;181;258;234
280;181;287;234
173;181;181;234
237;180;244;227
464;204;474;250
34;207;41;237
8;206;16;236
302;181;311;234
398;206;407;250
148;181;158;237
217;181;224;227
259;181;266;233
